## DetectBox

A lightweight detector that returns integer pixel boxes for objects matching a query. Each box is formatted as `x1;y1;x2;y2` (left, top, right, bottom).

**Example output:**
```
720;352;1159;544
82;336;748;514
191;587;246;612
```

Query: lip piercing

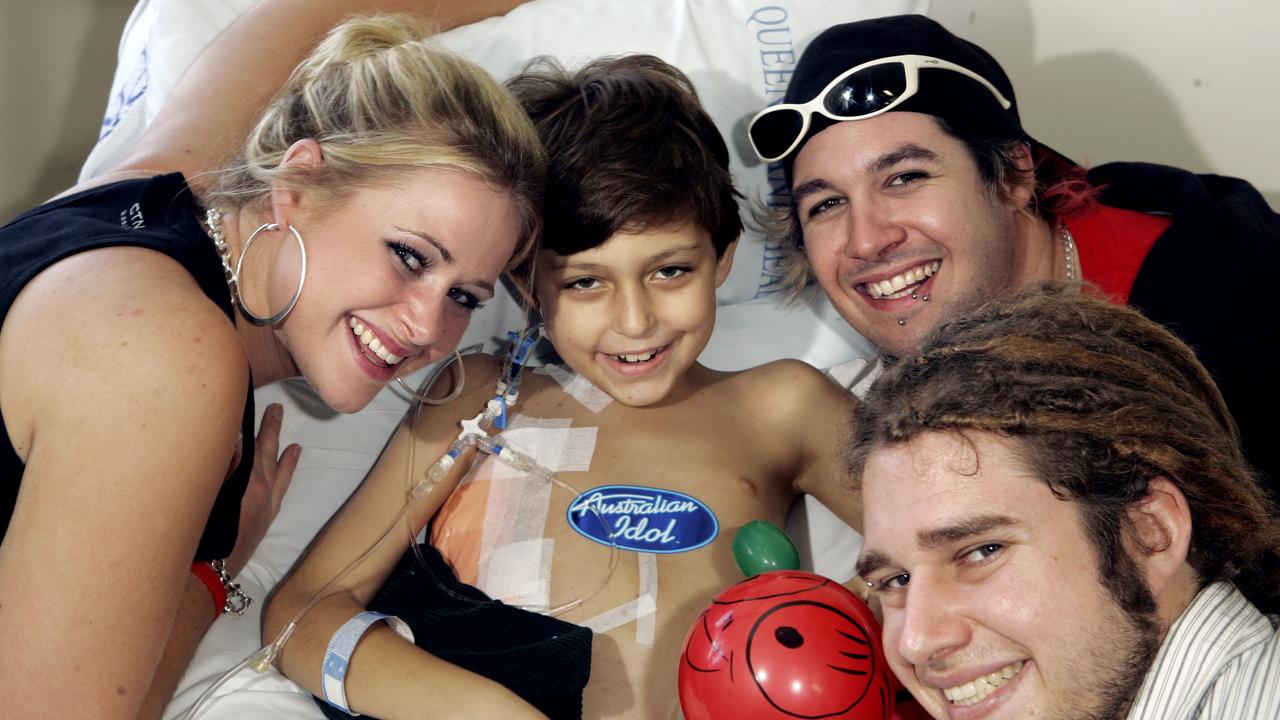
898;318;907;326
922;294;930;302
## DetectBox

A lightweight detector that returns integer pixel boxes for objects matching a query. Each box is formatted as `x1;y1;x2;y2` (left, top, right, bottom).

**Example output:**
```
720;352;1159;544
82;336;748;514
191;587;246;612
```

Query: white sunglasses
748;54;1013;163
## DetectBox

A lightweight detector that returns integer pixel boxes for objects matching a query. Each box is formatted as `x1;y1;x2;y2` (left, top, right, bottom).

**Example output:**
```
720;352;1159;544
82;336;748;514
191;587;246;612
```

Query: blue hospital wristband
322;610;415;714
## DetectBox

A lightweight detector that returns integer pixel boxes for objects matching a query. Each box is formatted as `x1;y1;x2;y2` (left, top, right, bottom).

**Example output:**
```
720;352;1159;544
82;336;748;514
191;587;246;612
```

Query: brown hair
937;118;1100;217
205;14;545;273
847;284;1280;614
507;54;742;258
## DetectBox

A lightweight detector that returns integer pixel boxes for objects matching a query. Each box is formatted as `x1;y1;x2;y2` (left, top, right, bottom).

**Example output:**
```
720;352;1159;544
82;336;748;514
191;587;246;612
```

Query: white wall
930;0;1279;207
0;0;136;223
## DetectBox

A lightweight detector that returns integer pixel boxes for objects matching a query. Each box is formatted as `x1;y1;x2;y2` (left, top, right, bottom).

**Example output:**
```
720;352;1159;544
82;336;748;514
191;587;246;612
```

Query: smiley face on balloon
679;571;895;720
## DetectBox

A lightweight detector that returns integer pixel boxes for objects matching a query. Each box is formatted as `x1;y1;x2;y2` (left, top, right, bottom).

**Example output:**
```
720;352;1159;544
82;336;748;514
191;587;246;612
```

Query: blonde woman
0;2;536;717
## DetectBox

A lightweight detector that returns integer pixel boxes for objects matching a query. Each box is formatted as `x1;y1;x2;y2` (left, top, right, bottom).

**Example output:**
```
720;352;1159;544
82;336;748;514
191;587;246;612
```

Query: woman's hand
226;402;301;577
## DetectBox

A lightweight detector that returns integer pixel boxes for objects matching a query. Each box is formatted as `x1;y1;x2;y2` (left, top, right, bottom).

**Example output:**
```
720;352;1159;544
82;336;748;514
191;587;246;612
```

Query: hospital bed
79;0;1276;716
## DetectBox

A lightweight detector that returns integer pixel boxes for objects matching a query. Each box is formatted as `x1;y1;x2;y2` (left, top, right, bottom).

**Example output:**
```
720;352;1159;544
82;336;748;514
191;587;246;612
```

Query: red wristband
191;561;227;622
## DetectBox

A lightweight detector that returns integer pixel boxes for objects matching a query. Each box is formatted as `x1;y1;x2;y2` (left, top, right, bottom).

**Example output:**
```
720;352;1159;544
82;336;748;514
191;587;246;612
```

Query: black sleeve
1093;162;1280;498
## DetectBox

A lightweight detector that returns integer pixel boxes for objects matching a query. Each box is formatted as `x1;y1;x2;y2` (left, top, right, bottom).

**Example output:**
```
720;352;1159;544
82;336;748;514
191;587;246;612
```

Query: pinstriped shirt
1128;581;1280;719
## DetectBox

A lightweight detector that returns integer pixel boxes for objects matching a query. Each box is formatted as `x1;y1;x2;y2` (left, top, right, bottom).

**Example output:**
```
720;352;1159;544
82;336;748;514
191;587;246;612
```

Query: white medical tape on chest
577;552;659;645
581;593;658;635
506;413;573;431
476;417;598;610
635;552;658;645
535;364;614;413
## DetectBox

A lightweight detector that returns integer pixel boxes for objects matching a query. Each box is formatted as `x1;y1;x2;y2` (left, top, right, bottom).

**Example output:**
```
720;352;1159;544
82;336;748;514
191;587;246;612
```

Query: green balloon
732;520;800;577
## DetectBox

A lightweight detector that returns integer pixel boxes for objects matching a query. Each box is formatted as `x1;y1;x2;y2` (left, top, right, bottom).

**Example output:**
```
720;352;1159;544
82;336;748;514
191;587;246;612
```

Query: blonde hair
206;14;545;271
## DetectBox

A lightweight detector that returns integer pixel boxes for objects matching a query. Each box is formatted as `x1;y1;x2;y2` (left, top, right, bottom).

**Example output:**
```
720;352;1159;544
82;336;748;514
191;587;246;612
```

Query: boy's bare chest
432;406;793;584
430;375;808;705
433;399;793;585
507;392;795;533
520;376;790;480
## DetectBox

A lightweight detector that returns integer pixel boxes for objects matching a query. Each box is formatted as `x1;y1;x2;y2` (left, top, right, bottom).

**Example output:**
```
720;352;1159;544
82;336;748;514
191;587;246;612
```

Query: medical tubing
416;436;473;497
182;653;258;720
479;437;622;607
182;355;474;720
400;324;540;607
186;329;616;718
403;323;622;617
398;343;479;406
407;436;621;617
181;486;428;719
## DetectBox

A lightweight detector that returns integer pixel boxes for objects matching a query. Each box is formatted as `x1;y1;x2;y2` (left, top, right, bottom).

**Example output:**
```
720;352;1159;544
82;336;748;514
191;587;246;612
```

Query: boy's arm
776;361;864;532
780;363;871;598
265;355;545;719
114;0;531;181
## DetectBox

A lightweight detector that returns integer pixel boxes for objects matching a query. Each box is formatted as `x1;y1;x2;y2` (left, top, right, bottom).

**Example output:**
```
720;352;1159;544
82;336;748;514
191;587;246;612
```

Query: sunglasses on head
747;54;1013;163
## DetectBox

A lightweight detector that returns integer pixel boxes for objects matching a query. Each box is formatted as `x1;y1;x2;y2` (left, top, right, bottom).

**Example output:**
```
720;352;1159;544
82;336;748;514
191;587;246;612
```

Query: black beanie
778;15;1032;182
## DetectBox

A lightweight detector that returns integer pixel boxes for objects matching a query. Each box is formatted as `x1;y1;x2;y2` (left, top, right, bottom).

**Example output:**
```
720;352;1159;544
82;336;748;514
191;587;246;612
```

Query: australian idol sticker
567;485;719;554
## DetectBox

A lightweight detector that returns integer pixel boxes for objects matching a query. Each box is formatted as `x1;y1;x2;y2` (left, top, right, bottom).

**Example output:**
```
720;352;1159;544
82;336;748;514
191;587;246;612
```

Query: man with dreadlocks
848;284;1280;720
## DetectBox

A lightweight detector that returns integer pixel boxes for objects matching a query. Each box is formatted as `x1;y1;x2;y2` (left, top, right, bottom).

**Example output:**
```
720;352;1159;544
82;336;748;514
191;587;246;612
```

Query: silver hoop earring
396;349;467;405
235;222;307;327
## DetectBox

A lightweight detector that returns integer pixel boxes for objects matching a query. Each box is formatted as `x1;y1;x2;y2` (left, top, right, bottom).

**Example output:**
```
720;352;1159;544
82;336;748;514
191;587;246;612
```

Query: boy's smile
534;221;735;408
599;343;673;377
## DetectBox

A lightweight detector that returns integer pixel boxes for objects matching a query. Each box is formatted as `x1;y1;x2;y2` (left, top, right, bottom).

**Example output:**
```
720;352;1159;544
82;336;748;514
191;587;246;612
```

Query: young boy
266;56;859;719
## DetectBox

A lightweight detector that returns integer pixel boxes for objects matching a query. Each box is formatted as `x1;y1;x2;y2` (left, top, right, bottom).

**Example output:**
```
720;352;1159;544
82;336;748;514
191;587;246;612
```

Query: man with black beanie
749;14;1279;500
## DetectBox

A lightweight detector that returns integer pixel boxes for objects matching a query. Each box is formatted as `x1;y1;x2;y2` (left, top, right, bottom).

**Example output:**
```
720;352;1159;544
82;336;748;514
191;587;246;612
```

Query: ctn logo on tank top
119;202;146;230
567;485;719;554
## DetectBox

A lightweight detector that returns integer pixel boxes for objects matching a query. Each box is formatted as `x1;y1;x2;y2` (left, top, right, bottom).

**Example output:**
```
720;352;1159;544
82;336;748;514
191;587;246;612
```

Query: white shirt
1128;581;1280;719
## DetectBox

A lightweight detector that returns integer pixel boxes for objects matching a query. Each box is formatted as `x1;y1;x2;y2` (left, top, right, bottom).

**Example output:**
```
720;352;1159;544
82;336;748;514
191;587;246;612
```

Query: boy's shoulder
731;358;844;395
717;358;851;421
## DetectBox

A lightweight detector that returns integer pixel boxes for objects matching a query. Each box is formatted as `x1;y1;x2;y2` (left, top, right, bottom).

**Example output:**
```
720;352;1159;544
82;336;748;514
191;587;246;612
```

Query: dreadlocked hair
848;283;1280;614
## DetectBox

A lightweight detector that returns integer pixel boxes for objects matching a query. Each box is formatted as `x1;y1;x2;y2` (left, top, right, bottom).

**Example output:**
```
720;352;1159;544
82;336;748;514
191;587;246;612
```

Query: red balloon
679;571;896;720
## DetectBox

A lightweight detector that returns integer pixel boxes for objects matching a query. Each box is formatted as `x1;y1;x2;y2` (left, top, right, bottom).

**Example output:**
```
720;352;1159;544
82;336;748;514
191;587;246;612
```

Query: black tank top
0;173;254;560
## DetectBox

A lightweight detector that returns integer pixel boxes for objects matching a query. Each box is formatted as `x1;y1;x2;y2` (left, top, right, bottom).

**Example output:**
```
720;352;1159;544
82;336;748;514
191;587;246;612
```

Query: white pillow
85;0;905;387
85;0;928;306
